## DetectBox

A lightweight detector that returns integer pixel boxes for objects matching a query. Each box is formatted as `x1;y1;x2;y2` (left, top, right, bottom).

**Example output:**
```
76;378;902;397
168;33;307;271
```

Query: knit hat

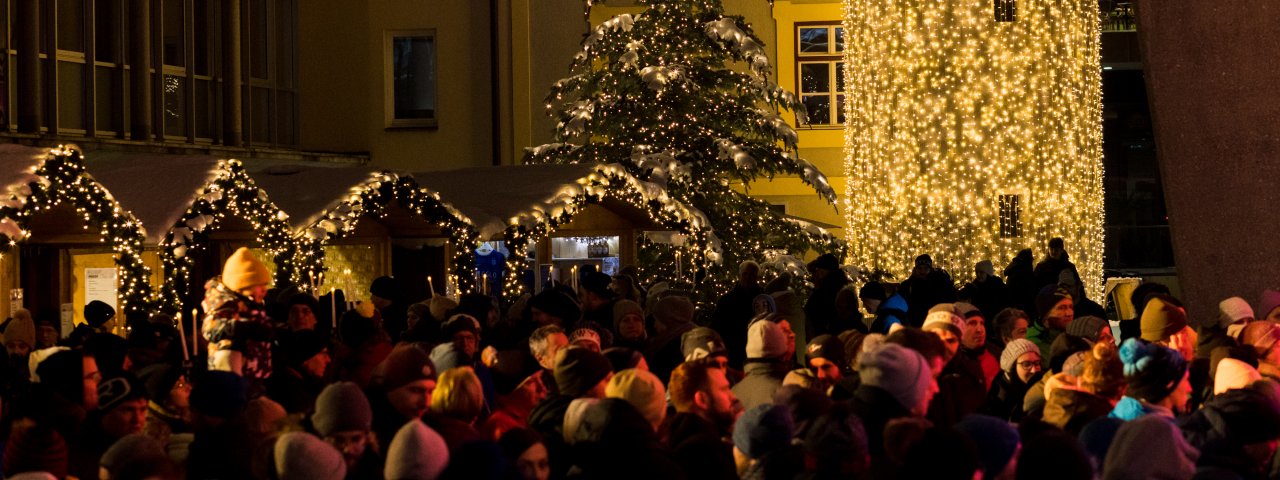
190;370;249;419
497;428;543;464
562;398;601;445
100;433;169;478
858;282;886;301
858;344;934;411
553;347;612;398
84;300;116;328
1034;285;1072;322
442;314;480;339
28;346;71;383
375;345;437;392
602;347;646;372
222;247;271;292
136;363;182;403
1118;338;1188;403
681;327;727;361
1066;316;1108;343
801;404;867;465
752;293;778;318
313;382;373;436
1259;290;1280;320
3;420;68;479
1000;339;1040;373
581;272;614;298
653;296;695;331
275;432;346;480
746;319;789;360
922;310;965;338
369;276;399;301
955;415;1020;479
428;296;458;322
732;404;795;459
98;373;145;412
1213;358;1261;395
612;300;645;332
386;420;450;480
530;290;581;324
428;342;466;374
1241;321;1280;356
808;253;841;272
955;302;982;319
975;260;996;277
1080;342;1125;398
805;334;846;370
4;314;35;347
1140;295;1188;342
33;349;86;406
282;329;328;368
245;397;287;437
569;328;602;351
1219;297;1255;327
606;369;667;430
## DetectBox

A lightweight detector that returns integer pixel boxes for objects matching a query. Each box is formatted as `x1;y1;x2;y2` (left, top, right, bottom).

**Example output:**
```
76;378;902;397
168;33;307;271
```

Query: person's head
33;348;100;410
1080;341;1126;401
1119;338;1190;413
99;433;173;480
97;374;148;439
953;303;986;350
368;276;398;309
284;330;331;379
313;382;373;470
499;428;550;480
669;358;738;431
899;427;984;480
974;260;996;282
801;403;870;477
553;347;613;399
739;260;761;287
384;420;449;480
653;295;695;335
376;345;438;420
579;272;616;309
569;328;603;353
529;325;569;371
858;343;937;415
955;415;1020;480
1218;296;1255;331
1213;358;1262;395
274;431;347;480
732;404;795;476
602;347;648;372
807;254;841;283
921;310;964;361
605;369;667;431
612;300;647;341
287;293;319;331
682;327;729;368
36;319;60;348
1001;339;1043;384
885;327;948;379
1035;286;1074;330
189;371;249;425
442;314;481;358
805;335;847;386
1066;315;1112;346
746;319;789;363
994;308;1030;345
4;310;35;358
222;247;271;301
752;293;778;318
430;367;484;424
778;318;797;360
137;364;189;413
859;282;886;313
1242;321;1280;365
1047;237;1065;258
529;290;581;326
85;300;117;333
1258;290;1280;323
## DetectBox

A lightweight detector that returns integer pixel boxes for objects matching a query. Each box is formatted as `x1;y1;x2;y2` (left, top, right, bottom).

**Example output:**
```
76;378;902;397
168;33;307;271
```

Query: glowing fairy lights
841;0;1105;299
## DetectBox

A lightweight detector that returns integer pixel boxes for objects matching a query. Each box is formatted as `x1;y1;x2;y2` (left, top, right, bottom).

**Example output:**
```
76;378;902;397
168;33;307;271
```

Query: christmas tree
526;0;841;300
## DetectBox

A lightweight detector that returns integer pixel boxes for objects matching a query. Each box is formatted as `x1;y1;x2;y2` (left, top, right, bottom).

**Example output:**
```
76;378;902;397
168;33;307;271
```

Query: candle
676;251;683;285
427;276;436;298
309;272;316;296
482;273;488;295
330;287;337;329
571;265;578;292
191;308;199;357
175;310;190;363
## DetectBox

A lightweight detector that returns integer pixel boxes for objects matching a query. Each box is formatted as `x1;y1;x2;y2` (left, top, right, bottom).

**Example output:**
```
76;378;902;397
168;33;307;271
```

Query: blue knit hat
733;404;795;459
955;415;1020;478
1118;338;1187;403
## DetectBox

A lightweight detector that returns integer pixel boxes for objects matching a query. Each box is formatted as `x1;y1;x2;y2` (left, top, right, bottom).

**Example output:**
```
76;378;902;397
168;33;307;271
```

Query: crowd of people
1;239;1279;479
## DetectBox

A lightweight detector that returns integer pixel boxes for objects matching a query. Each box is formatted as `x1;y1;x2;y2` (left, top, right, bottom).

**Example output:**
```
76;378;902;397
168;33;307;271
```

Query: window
994;0;1017;22
796;23;845;127
999;194;1023;238
384;29;437;128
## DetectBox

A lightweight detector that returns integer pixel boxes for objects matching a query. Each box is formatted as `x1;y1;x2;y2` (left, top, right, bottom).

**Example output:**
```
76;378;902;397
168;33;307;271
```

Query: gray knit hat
313;382;372;437
858;344;934;411
275;432;346;480
1000;339;1041;373
1066;316;1108;343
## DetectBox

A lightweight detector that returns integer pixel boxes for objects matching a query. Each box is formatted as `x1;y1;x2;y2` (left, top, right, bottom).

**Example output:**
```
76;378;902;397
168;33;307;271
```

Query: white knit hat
1000;339;1041;373
1214;358;1261;395
746;320;788;360
1219;297;1255;327
922;310;965;337
385;420;449;480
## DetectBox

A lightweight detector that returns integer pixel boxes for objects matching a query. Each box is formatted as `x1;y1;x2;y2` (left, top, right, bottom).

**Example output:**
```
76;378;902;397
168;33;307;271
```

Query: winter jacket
804;273;851;340
732;361;788;411
1103;415;1198;480
645;321;695;384
528;393;577;479
983;370;1041;422
848;385;912;459
663;412;737;480
1042;379;1114;436
1109;395;1175;421
900;269;957;327
202;277;274;381
959;276;1009;321
1025;321;1062;367
959;345;999;390
1180;388;1280;480
714;283;764;368
926;354;987;427
869;294;908;334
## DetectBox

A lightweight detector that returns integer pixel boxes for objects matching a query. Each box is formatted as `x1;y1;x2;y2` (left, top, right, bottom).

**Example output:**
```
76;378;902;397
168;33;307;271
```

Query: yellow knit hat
222;247;271;292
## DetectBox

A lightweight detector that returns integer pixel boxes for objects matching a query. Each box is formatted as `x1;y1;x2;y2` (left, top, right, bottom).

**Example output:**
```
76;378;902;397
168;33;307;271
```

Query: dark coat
713;283;764;368
732;361;788;411
663;412;737;480
805;274;851;340
900;269;957;327
959;276;1009;321
926;354;987;427
983;370;1042;422
848;385;912;459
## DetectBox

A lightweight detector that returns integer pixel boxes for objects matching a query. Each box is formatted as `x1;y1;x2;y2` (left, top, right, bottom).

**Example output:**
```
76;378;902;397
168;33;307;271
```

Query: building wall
297;0;371;154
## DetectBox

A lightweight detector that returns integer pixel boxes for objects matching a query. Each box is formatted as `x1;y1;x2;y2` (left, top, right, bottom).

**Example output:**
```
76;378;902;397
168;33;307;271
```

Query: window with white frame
796;23;845;127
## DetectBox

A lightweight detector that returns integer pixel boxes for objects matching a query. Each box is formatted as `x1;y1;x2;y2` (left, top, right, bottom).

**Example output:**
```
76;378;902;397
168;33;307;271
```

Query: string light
841;0;1105;299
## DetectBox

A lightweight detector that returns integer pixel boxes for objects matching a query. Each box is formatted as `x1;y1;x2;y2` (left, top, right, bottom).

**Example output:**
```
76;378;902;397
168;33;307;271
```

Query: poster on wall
85;268;118;312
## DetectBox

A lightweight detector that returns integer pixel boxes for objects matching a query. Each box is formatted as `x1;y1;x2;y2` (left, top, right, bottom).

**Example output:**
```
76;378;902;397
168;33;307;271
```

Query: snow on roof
244;164;384;232
80;150;221;244
411;163;710;240
0;144;56;238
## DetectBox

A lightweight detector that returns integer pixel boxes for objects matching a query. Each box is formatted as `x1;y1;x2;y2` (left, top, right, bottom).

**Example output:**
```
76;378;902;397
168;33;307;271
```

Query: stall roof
81;151;221;243
412;163;708;240
243;163;383;232
0;144;56;238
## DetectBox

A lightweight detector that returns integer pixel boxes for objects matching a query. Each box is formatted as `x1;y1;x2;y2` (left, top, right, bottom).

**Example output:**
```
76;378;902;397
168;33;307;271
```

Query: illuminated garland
841;0;1105;299
528;0;842;303
0;145;155;314
296;173;481;295
496;164;717;299
158;160;299;312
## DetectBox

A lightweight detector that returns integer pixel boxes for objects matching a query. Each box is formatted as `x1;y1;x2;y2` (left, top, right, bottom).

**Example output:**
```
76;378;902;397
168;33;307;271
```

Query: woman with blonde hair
428;366;486;450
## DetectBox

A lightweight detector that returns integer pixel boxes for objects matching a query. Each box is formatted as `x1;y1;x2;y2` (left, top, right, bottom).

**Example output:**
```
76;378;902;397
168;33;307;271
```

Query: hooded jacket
732;361;788;411
869;294;908;334
663;412;737;480
202;277;273;381
1041;374;1114;436
983;369;1042;422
